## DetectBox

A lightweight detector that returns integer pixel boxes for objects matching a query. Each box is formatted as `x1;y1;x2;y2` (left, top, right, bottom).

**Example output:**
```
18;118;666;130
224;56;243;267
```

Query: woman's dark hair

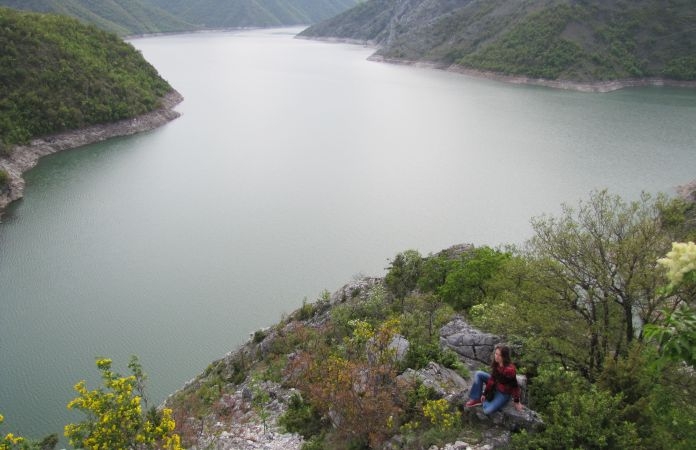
493;344;512;366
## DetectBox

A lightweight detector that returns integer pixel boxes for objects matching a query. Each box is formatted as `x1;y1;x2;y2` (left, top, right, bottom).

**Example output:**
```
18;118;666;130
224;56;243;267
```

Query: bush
0;170;9;191
512;385;639;449
278;393;325;440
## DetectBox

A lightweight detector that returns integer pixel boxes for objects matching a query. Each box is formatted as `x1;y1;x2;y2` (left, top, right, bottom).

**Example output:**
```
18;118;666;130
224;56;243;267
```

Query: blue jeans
469;370;511;415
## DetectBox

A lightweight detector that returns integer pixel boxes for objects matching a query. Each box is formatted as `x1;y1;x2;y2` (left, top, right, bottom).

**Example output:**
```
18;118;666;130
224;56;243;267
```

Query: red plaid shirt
485;363;521;402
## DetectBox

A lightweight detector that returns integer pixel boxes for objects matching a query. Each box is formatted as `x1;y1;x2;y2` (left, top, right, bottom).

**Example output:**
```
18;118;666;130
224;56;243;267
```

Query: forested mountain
0;0;195;35
0;7;175;149
300;0;696;82
0;0;360;35
147;0;360;28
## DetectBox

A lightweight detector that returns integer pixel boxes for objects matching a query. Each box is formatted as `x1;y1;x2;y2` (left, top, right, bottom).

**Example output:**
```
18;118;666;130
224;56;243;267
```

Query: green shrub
278;393;325;439
0;170;9;191
512;385;639;449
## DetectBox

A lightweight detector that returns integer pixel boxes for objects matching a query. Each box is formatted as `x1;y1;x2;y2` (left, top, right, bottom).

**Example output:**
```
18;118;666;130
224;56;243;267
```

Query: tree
64;357;182;450
470;256;590;373
385;250;422;304
437;246;510;311
529;190;673;376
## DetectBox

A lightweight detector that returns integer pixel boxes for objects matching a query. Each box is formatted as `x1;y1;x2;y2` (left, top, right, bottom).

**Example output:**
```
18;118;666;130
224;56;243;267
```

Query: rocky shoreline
367;54;696;93
0;90;184;218
297;35;696;93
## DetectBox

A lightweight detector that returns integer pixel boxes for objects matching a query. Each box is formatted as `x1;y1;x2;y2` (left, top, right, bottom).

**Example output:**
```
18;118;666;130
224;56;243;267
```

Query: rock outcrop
440;316;502;369
0;90;183;218
167;279;543;449
677;179;696;204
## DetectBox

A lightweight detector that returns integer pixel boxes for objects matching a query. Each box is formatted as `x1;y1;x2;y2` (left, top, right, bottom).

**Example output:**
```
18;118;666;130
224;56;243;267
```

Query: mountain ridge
300;0;696;86
0;0;360;35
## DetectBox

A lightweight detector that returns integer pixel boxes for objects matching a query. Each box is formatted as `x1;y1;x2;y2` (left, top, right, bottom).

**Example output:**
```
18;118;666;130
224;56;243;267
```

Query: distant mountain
300;0;696;82
147;0;360;28
0;0;195;35
0;0;360;35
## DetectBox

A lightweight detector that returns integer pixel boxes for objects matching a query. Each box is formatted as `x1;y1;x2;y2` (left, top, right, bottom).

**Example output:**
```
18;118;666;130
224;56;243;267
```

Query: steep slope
0;0;360;34
0;7;176;147
147;0;360;28
0;0;194;35
300;0;696;83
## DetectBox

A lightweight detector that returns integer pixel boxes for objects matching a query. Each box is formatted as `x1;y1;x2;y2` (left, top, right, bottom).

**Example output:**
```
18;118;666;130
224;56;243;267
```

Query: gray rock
467;403;543;433
440;316;501;368
368;334;410;364
398;361;470;399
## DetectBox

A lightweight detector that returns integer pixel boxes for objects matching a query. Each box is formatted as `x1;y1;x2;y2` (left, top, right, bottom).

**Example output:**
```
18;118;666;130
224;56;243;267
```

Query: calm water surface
1;27;695;442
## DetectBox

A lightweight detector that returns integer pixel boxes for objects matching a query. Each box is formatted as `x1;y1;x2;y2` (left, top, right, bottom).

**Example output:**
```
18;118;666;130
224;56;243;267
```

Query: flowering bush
64;357;182;450
657;241;696;287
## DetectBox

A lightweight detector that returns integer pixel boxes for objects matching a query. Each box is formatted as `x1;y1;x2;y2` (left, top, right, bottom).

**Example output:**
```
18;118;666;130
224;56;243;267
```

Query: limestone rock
398;361;470;400
440;316;501;368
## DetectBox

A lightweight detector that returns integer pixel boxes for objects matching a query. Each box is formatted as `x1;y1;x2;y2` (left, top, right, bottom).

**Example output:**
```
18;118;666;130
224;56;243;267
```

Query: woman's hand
514;401;523;411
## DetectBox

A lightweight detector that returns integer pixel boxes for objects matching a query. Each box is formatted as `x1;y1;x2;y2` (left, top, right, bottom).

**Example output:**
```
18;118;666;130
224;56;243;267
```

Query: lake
1;27;695;444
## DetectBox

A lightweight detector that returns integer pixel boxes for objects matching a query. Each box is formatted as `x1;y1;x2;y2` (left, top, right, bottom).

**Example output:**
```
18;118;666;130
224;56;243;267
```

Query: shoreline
296;34;696;93
367;54;696;93
0;90;184;218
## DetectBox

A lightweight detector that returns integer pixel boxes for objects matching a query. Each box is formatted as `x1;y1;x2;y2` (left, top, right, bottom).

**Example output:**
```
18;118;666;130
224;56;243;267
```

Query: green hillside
301;0;696;82
148;0;360;28
0;0;360;34
0;0;195;35
0;7;174;149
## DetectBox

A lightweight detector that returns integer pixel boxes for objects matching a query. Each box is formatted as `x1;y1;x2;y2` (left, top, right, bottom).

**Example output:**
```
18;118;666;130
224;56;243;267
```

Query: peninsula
0;7;183;217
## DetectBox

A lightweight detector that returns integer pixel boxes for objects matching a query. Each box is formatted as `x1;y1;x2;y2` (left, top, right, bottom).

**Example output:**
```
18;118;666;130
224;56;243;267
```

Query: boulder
438;317;543;433
465;403;544;433
440;316;501;368
397;362;470;400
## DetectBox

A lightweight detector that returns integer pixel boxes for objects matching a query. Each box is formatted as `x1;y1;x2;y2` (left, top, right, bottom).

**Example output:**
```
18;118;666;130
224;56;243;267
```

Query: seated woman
465;344;523;414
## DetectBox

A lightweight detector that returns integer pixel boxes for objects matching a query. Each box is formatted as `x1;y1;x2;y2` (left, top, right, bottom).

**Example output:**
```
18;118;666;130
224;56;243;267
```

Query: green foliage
0;0;195;35
422;399;460;431
0;170;9;191
512;385;640;449
250;376;271;433
437;247;510;311
664;56;696;80
644;305;696;367
0;7;173;147
330;284;389;335
526;365;591;413
0;1;359;34
278;393;325;440
460;5;585;79
305;0;696;82
64;356;182;450
385;249;422;301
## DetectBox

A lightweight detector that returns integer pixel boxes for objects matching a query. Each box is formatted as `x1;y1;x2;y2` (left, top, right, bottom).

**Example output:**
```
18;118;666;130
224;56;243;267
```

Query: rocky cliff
164;276;542;449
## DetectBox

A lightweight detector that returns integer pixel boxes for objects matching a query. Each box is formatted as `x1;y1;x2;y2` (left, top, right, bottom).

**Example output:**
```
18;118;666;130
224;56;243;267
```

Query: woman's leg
482;391;511;415
469;370;490;400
